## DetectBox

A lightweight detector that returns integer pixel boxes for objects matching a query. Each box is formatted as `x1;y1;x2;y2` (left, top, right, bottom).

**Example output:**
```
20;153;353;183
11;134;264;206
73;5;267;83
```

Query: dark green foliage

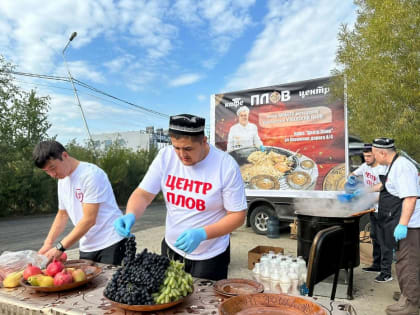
0;56;55;216
333;0;420;160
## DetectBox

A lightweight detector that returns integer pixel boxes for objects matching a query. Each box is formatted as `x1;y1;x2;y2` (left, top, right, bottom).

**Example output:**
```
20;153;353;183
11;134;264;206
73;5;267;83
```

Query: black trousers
79;238;127;265
376;214;399;276
161;239;230;281
369;212;382;268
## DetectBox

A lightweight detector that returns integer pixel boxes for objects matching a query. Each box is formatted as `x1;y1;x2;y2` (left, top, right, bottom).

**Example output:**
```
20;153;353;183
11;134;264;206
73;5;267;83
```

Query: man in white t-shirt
227;106;265;152
371;138;420;315
352;144;386;275
114;114;247;280
33;141;125;264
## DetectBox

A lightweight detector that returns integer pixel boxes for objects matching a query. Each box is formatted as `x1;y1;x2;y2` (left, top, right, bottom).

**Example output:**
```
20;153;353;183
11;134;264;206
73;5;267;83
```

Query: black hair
363;143;372;153
168;132;205;143
33;140;67;168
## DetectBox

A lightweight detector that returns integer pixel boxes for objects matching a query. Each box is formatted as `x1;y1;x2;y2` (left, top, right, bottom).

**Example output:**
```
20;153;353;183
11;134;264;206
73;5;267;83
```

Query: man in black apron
372;138;420;315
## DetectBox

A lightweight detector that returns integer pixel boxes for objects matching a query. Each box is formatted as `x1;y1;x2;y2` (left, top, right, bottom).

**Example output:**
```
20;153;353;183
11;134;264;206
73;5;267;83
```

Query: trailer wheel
250;205;275;235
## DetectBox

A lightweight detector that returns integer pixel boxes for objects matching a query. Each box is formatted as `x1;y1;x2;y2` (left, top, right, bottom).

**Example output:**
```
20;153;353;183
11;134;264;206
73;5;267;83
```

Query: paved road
0;202;167;253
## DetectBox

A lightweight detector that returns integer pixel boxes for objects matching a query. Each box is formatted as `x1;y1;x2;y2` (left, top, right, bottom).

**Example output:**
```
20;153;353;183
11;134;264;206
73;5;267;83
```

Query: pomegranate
46;259;64;277
53;269;73;286
58;252;67;262
23;263;42;280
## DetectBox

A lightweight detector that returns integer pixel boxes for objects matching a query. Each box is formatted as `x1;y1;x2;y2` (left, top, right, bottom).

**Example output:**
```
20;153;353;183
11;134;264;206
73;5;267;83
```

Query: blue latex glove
353;188;363;198
114;213;136;237
394;224;408;241
347;175;357;185
174;228;207;254
260;145;266;152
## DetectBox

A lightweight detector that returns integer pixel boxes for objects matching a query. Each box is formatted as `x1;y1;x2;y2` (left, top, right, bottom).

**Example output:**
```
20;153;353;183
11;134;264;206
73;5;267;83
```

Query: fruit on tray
58;252;67;262
2;270;24;288
27;274;44;286
23;264;42;280
103;236;194;305
25;267;82;287
153;260;194;304
46;259;64;277
38;275;54;287
53;269;73;286
72;268;86;282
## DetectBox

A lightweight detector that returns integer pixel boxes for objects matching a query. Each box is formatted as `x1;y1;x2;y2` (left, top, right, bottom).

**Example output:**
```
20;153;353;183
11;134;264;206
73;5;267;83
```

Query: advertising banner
210;76;347;196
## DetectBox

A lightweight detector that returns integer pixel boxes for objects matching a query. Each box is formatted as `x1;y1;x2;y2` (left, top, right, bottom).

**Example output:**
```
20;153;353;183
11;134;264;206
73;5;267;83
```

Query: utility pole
62;32;93;144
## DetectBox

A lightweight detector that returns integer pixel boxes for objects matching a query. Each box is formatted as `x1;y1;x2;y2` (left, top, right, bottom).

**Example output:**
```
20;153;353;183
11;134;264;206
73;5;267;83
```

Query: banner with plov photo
210;76;348;197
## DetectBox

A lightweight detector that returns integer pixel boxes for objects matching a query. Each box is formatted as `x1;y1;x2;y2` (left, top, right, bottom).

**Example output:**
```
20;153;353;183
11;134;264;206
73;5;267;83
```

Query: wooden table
0;264;357;315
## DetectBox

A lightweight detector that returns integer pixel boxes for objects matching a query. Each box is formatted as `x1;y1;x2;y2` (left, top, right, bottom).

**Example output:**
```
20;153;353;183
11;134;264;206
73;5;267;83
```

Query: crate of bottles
248;246;284;270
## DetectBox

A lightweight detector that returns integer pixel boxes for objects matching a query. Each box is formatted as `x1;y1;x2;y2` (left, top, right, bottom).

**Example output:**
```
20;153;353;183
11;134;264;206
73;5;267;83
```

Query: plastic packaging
0;250;48;282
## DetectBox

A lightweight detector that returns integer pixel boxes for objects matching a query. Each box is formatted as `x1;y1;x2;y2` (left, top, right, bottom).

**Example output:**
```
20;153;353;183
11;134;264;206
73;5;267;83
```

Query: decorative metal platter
218;293;328;315
214;278;264;297
104;290;193;312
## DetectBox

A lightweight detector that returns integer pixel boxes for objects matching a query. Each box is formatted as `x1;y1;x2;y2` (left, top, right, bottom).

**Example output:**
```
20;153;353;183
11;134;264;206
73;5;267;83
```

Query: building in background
92;127;170;151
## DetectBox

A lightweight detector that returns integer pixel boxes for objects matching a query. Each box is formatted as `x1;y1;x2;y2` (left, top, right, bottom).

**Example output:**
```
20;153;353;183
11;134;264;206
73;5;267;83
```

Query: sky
0;0;357;145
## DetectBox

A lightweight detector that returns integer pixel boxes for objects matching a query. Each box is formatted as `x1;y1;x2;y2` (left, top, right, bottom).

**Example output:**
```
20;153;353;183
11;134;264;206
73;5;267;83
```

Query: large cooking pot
296;213;360;269
229;146;298;169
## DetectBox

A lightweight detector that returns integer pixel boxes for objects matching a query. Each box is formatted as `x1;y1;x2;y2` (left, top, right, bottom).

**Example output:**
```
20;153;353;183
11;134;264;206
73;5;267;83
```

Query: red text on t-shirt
165;175;213;211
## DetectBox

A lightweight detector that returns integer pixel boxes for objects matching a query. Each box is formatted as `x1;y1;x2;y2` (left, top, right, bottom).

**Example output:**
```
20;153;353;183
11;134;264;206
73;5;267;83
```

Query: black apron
378;154;402;219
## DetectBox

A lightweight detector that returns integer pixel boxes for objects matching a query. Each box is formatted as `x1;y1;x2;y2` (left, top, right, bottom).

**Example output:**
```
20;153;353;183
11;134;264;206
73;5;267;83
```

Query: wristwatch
55;241;66;252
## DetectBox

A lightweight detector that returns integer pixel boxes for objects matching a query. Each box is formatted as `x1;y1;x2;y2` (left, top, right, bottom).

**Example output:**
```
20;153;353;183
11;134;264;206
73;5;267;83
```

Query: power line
4;70;169;119
14;79;165;129
14;79;159;116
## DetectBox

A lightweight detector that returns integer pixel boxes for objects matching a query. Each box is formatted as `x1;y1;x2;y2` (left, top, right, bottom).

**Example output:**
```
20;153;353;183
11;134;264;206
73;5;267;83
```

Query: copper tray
219;293;327;315
104;290;193;312
214;278;264;297
20;263;102;292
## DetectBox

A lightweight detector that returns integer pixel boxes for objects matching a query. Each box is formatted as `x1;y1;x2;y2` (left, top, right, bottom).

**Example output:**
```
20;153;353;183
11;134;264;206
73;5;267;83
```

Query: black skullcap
364;143;372;149
169;114;205;136
372;137;395;149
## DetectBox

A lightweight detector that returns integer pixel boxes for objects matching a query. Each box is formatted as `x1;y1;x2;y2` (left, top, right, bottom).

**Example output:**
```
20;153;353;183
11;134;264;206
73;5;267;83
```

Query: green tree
0;55;55;216
333;0;420;160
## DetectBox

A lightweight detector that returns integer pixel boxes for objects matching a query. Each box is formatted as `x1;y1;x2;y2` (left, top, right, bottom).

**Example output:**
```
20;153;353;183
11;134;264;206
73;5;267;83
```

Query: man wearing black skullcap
351;144;386;275
114;114;247;280
371;138;420;315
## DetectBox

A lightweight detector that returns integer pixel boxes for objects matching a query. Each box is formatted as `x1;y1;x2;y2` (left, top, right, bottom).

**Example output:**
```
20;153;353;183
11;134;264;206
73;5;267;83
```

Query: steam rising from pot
294;192;379;217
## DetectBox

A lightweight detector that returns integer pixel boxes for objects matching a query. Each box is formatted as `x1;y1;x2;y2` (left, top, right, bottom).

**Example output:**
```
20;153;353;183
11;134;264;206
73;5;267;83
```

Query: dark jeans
161;239;230;281
369;212;382;268
79;238;127;265
376;214;399;276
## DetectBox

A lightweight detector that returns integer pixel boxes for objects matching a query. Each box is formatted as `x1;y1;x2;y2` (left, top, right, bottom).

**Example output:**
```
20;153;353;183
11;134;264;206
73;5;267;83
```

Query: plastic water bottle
279;269;291;294
252;262;261;282
344;175;363;194
270;269;282;293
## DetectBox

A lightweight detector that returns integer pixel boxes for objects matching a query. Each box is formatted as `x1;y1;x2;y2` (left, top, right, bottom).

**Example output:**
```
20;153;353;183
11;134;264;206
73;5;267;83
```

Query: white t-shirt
227;122;263;152
139;144;247;260
353;163;386;211
58;162;124;252
385;156;420;227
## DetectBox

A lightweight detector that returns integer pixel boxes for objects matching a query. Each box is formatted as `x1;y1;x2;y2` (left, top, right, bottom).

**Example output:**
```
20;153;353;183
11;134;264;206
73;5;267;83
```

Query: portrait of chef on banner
227;106;265;152
211;77;347;193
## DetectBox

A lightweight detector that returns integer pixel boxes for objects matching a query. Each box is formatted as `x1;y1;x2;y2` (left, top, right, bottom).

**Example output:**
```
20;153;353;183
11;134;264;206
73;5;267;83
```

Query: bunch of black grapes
104;236;170;305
